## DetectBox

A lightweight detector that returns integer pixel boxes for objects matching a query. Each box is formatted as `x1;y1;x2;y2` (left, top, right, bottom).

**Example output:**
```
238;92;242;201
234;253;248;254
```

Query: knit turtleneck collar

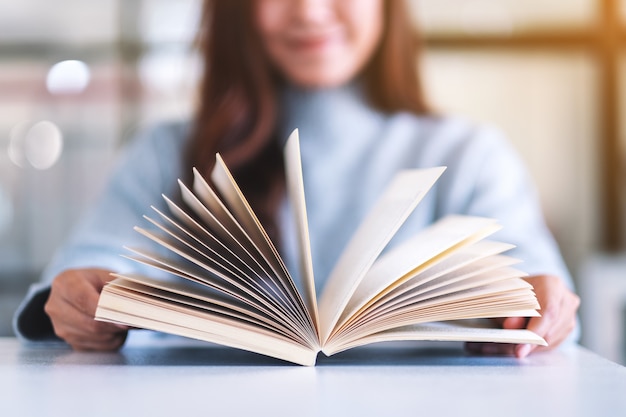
277;81;386;148
275;82;390;289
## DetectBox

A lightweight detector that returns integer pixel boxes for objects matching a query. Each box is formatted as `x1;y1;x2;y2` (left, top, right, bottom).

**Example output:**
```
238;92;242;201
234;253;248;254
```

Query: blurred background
0;0;625;364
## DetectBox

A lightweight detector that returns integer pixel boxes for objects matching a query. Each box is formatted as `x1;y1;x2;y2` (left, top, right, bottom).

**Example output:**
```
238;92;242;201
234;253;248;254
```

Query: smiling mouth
287;29;344;54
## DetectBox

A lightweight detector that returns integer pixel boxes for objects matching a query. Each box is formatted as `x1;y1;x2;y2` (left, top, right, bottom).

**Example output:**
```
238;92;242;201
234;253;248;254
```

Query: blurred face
255;0;384;88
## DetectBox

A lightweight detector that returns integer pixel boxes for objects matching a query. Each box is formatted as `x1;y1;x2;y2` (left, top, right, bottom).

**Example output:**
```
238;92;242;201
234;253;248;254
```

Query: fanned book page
96;129;546;366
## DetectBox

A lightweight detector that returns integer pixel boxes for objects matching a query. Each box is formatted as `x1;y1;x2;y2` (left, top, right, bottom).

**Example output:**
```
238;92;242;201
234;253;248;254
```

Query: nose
293;0;334;24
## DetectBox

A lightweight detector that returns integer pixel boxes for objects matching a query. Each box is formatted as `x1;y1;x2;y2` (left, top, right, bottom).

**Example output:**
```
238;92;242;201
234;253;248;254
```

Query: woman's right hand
44;268;129;351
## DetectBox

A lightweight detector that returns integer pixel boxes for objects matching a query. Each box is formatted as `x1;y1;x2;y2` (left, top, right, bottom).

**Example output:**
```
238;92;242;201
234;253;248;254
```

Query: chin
287;69;354;90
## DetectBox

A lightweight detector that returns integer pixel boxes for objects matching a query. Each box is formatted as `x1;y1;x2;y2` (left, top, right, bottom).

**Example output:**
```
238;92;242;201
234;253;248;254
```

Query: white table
1;334;625;417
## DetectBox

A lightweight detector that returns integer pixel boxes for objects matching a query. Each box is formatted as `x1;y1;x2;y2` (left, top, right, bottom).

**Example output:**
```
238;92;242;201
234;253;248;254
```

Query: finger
515;317;549;358
70;332;128;351
54;315;129;349
61;326;126;347
521;287;581;357
465;317;529;355
531;293;580;352
66;270;113;318
70;312;130;337
50;273;101;319
528;297;562;339
46;290;108;332
50;311;127;344
519;292;564;357
46;291;128;342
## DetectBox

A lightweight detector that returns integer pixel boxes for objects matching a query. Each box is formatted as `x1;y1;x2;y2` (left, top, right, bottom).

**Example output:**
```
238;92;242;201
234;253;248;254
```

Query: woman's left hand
466;274;580;358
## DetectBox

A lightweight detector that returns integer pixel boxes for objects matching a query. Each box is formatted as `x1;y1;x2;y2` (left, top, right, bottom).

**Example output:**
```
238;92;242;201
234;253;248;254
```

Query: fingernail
516;344;531;358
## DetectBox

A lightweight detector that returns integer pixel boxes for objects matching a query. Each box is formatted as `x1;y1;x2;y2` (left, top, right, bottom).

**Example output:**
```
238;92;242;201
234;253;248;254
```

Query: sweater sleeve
12;122;187;342
386;115;573;288
451;127;573;288
434;124;580;343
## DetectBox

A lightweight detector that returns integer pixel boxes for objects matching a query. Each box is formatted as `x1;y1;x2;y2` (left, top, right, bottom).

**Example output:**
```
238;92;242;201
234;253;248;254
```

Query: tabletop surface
1;334;625;417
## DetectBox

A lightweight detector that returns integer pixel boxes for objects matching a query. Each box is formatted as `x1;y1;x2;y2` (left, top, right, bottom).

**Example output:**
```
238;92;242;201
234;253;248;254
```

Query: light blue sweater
13;83;573;340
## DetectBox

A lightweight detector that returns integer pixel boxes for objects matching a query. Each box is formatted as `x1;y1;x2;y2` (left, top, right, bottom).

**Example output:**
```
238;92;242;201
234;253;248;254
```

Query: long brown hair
186;0;430;240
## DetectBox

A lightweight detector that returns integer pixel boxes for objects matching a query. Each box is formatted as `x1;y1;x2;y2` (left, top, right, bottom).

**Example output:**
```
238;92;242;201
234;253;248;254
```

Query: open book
95;129;546;366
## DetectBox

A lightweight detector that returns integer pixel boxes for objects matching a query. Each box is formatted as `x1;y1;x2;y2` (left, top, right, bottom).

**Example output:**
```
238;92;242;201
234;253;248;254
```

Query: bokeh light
46;60;91;95
24;121;64;170
7;121;30;168
0;185;13;237
8;121;64;170
138;51;190;95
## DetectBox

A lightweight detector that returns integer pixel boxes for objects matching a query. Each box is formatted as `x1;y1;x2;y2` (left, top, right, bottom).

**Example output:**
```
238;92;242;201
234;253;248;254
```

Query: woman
14;0;579;358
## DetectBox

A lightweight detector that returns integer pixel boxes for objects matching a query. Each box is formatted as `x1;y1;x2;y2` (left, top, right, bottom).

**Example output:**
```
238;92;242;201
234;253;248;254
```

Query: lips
286;29;344;55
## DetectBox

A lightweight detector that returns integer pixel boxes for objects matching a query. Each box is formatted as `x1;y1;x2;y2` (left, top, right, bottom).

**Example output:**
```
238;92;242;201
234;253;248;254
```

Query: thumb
81;269;117;293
